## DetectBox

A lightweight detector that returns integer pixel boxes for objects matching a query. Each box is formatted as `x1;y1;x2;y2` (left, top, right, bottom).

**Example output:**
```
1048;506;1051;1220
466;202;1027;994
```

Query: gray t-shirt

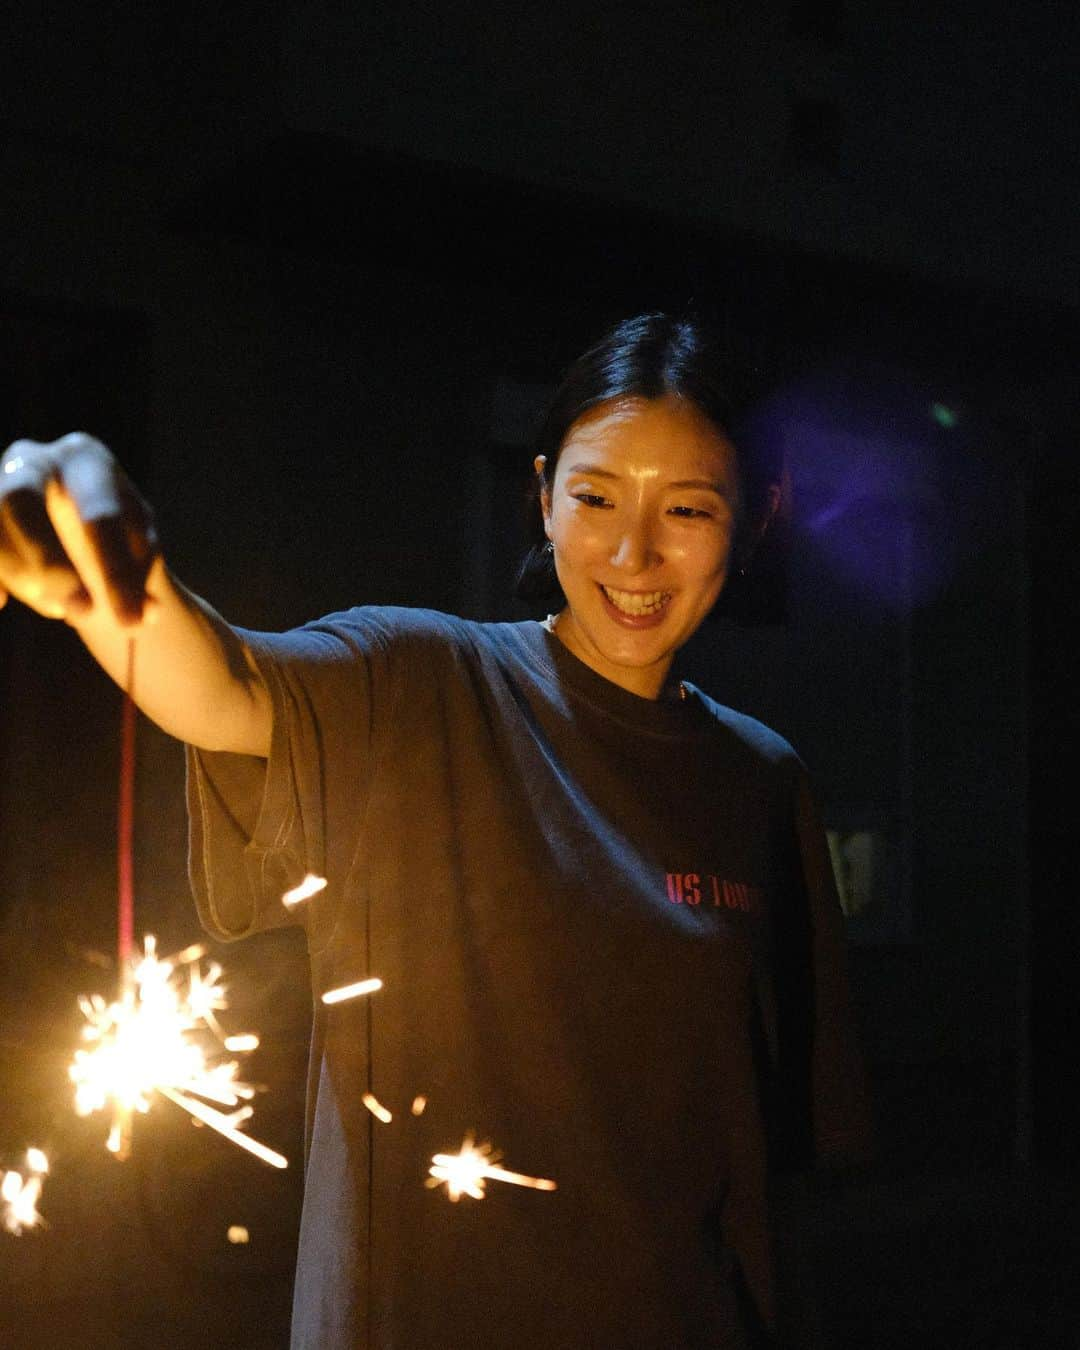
187;608;868;1349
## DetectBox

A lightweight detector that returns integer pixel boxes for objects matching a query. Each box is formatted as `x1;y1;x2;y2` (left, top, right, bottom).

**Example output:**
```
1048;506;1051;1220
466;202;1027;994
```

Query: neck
543;610;674;701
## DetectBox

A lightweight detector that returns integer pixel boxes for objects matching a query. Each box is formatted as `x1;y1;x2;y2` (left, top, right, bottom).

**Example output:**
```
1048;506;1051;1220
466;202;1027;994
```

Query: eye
573;492;611;508
668;505;714;519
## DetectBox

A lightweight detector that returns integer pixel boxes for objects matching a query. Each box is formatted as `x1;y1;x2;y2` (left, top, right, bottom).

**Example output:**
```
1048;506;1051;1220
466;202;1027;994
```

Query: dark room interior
1;4;1077;1347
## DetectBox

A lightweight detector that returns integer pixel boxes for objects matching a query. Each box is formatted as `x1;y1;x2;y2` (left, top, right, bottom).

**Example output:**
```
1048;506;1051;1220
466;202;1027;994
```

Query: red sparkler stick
117;639;136;982
111;639;137;1159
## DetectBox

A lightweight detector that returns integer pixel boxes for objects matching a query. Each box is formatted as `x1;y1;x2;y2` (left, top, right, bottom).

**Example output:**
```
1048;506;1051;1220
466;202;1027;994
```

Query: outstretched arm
0;433;270;755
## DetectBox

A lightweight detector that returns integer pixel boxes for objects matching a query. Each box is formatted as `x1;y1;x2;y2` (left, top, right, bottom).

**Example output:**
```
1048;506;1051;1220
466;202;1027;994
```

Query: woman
0;314;869;1349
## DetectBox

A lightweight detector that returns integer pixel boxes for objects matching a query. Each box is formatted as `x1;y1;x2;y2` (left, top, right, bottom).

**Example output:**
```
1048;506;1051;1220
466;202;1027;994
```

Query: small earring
544;541;554;554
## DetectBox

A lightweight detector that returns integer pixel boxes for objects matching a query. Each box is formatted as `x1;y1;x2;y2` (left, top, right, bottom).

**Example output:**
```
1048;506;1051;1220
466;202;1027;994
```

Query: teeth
602;586;671;616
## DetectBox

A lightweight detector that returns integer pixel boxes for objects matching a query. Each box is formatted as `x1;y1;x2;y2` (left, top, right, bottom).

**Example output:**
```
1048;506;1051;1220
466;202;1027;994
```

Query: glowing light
282;874;327;907
186;958;229;1036
362;1092;393;1124
174;943;208;963
69;935;285;1168
930;401;959;429
411;1095;428;1116
157;1087;287;1169
227;1225;250;1244
321;977;382;1005
2;1150;48;1235
25;1149;48;1175
427;1135;557;1202
224;1034;260;1052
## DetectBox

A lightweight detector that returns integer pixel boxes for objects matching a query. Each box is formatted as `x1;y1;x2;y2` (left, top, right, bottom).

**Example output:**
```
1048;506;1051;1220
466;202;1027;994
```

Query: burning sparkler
69;935;286;1169
2;1148;48;1235
428;1135;557;1202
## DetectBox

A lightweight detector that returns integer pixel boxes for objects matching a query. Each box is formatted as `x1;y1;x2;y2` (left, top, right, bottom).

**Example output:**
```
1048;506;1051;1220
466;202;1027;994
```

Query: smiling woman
517;314;778;672
0;312;870;1350
538;394;739;698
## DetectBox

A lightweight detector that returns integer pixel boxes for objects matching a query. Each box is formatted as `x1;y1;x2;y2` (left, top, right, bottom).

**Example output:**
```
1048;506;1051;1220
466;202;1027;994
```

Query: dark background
1;3;1076;1346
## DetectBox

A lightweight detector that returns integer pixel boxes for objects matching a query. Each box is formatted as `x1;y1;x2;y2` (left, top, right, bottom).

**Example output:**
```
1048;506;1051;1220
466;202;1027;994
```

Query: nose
610;515;659;574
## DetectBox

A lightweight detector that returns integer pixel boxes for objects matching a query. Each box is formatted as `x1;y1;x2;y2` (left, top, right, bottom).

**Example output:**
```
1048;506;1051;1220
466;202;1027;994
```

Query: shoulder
305;605;524;644
685;685;802;771
274;606;530;671
299;605;469;645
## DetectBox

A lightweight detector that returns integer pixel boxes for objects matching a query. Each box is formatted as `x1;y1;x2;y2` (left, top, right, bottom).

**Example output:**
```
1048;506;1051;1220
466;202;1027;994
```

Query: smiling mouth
600;585;673;617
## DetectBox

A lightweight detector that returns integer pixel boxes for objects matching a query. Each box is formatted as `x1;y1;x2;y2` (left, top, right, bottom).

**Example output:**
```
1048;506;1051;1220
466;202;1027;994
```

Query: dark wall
1;4;1077;1347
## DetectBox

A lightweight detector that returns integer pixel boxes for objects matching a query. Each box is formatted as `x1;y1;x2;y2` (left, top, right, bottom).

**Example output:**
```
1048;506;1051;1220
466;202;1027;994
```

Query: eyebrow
564;464;732;496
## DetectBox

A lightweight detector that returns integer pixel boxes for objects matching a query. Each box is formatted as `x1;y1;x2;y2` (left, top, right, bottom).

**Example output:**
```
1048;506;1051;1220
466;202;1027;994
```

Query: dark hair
515;312;773;612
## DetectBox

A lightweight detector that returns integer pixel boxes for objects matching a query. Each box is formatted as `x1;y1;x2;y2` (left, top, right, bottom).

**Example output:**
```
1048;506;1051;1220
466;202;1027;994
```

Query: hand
0;433;159;625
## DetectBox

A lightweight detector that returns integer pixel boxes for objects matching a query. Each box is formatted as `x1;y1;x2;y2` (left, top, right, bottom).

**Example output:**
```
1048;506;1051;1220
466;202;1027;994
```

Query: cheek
552;508;606;558
672;529;733;580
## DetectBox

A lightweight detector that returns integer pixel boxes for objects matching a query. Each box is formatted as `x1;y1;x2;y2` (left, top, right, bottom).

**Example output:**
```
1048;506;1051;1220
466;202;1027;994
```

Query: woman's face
538;393;739;699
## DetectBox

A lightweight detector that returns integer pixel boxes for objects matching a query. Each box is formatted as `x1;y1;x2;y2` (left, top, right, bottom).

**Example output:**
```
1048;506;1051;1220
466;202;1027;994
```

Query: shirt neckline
514;620;706;739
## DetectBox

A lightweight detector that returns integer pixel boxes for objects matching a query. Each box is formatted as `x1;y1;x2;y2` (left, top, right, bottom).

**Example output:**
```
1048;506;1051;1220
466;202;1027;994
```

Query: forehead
556;394;737;482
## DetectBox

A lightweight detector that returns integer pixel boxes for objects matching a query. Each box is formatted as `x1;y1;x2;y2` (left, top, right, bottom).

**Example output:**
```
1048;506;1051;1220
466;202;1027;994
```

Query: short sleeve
186;611;396;949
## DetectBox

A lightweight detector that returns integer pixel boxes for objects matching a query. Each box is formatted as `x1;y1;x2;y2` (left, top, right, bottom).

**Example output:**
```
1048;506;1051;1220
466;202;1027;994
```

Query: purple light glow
744;368;969;614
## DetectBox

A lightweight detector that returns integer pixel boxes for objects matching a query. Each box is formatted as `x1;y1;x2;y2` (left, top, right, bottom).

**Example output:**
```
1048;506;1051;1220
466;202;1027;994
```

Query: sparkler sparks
2;1149;48;1235
69;935;285;1168
427;1135;557;1202
362;1092;393;1124
157;1087;287;1169
224;1034;260;1052
321;977;383;1005
281;874;328;907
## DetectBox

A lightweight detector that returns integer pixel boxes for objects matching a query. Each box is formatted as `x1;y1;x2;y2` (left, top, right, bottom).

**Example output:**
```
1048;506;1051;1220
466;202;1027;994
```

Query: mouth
599;584;673;622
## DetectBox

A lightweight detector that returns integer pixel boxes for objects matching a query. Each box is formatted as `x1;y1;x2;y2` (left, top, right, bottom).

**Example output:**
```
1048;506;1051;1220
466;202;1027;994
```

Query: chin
592;623;683;669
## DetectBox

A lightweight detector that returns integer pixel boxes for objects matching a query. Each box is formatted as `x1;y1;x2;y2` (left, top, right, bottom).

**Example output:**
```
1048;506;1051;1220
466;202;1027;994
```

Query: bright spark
157;1087;287;1169
427;1135;557;1202
411;1095;428;1116
224;1034;260;1052
25;1149;48;1175
227;1225;250;1244
362;1092;393;1123
321;977;382;1005
69;935;285;1168
2;1149;48;1235
281;874;327;907
174;943;208;964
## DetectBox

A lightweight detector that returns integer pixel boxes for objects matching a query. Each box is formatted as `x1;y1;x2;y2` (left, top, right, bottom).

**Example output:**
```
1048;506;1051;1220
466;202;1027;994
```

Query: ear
740;482;783;571
534;455;553;537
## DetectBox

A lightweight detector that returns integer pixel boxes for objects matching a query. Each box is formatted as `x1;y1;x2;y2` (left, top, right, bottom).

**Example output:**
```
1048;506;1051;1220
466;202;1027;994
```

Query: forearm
71;559;271;755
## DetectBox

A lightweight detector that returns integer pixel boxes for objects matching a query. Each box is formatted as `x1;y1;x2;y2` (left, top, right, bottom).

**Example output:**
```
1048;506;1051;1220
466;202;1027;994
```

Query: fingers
0;443;90;619
58;433;132;521
45;484;154;627
0;434;158;626
55;435;159;624
83;511;158;625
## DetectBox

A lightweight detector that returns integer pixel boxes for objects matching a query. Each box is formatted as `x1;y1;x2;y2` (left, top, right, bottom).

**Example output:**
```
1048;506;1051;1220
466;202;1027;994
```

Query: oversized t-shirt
186;608;869;1350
